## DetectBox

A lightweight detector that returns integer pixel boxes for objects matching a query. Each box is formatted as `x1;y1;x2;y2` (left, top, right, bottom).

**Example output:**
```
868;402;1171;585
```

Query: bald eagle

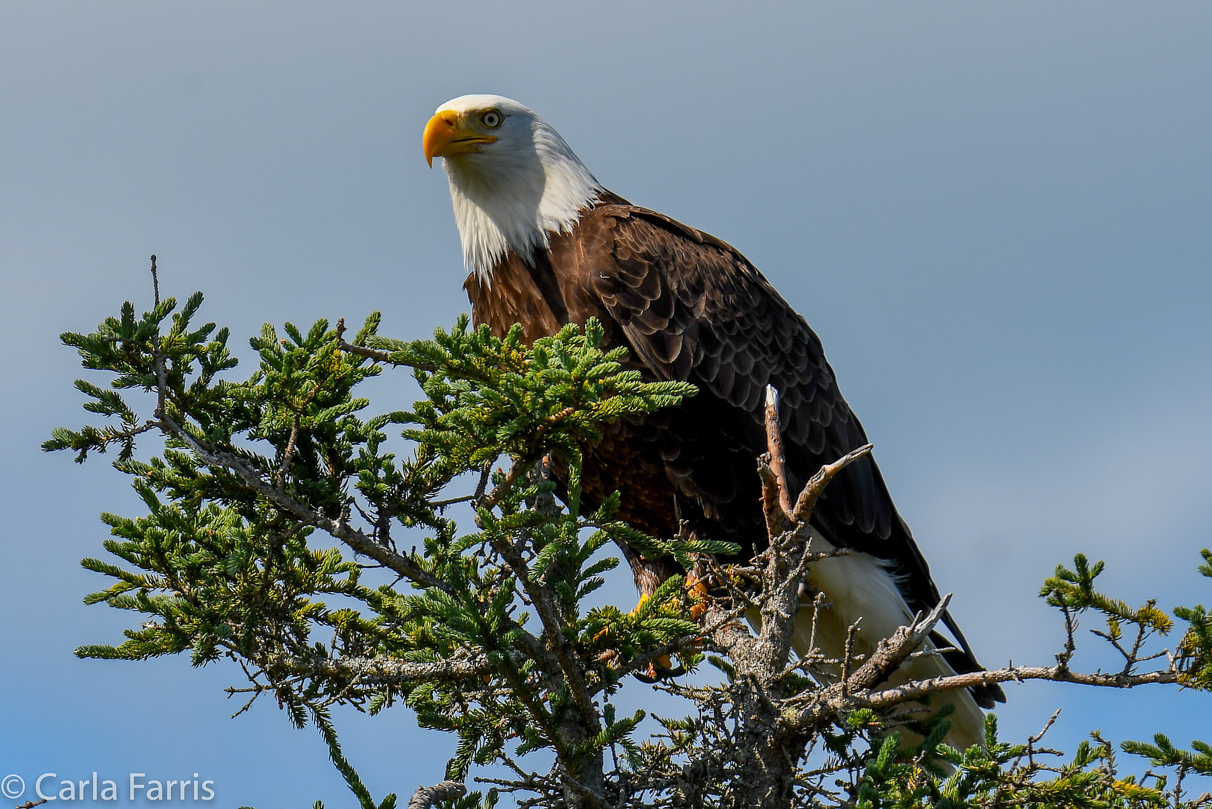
423;94;1004;748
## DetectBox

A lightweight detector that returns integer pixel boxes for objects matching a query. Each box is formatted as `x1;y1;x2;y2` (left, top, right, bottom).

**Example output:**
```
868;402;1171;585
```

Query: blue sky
2;2;1210;806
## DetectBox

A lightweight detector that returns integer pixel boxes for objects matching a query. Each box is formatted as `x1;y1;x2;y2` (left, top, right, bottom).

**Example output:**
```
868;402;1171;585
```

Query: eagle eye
480;110;503;129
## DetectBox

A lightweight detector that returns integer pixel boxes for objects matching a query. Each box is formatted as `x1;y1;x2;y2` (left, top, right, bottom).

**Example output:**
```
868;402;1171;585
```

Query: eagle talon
634;655;685;684
590;592;696;683
686;572;709;621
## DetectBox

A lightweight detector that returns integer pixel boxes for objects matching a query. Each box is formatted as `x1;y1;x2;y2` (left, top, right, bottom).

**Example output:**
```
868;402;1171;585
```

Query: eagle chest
465;249;687;552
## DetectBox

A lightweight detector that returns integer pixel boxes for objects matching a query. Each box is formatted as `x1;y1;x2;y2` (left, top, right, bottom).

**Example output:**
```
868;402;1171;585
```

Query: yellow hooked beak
423;111;498;167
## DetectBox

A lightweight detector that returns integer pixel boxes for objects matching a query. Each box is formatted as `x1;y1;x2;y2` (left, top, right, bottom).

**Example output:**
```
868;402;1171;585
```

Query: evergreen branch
477;454;534;515
157;412;450;594
311;705;388;809
336;327;436;372
490;511;602;745
599;586;760;694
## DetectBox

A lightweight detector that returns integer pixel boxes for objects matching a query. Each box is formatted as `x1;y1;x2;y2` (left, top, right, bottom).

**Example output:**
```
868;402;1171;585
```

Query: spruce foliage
48;283;1212;808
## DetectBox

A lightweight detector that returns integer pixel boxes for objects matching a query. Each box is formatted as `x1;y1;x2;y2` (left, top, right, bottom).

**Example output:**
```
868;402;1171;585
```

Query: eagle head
423;95;602;280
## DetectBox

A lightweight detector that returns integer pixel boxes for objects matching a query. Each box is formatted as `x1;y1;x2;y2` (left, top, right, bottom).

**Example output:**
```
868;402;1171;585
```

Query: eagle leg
632;573;711;682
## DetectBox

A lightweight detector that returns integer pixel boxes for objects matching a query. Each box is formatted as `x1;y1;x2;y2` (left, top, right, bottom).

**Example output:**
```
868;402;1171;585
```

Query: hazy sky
2;3;1211;806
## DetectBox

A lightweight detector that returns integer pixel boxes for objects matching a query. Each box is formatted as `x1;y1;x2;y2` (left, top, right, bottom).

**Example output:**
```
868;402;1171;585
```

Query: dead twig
763;385;794;516
407;780;466;809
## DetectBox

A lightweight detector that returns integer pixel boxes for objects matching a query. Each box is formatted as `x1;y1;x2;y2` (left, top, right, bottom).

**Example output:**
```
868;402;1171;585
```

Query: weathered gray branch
860;662;1183;709
261;653;503;685
407;780;466;809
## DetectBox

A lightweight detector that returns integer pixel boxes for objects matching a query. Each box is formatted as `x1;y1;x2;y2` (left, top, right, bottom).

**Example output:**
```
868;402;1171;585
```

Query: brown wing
585;204;894;548
579;203;1002;705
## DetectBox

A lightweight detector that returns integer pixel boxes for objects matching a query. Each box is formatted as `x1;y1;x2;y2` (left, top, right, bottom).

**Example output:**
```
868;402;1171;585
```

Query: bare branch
261;653;505;685
149;254;160;307
791;443;873;524
150;255;168;421
341;338;408;366
763;385;794;516
407;780;466;809
862;662;1184;709
276;417;300;489
1021;708;1063;769
478;454;536;516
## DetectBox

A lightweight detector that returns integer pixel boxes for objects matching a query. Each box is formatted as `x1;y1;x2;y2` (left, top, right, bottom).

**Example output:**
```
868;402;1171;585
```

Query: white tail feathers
780;528;987;751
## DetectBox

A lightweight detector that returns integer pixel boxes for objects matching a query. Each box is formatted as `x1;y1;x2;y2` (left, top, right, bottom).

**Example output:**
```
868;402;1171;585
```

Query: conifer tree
47;263;1212;808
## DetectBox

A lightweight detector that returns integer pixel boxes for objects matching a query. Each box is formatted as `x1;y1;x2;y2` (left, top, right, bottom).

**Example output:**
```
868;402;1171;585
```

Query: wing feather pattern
580;204;1003;707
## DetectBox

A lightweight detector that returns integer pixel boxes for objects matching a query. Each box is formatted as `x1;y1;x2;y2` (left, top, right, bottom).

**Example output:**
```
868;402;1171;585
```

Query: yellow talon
594;583;706;682
685;573;708;621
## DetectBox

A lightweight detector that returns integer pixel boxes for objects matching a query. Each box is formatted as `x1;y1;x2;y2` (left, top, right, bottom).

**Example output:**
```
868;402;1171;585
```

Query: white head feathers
426;95;603;281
